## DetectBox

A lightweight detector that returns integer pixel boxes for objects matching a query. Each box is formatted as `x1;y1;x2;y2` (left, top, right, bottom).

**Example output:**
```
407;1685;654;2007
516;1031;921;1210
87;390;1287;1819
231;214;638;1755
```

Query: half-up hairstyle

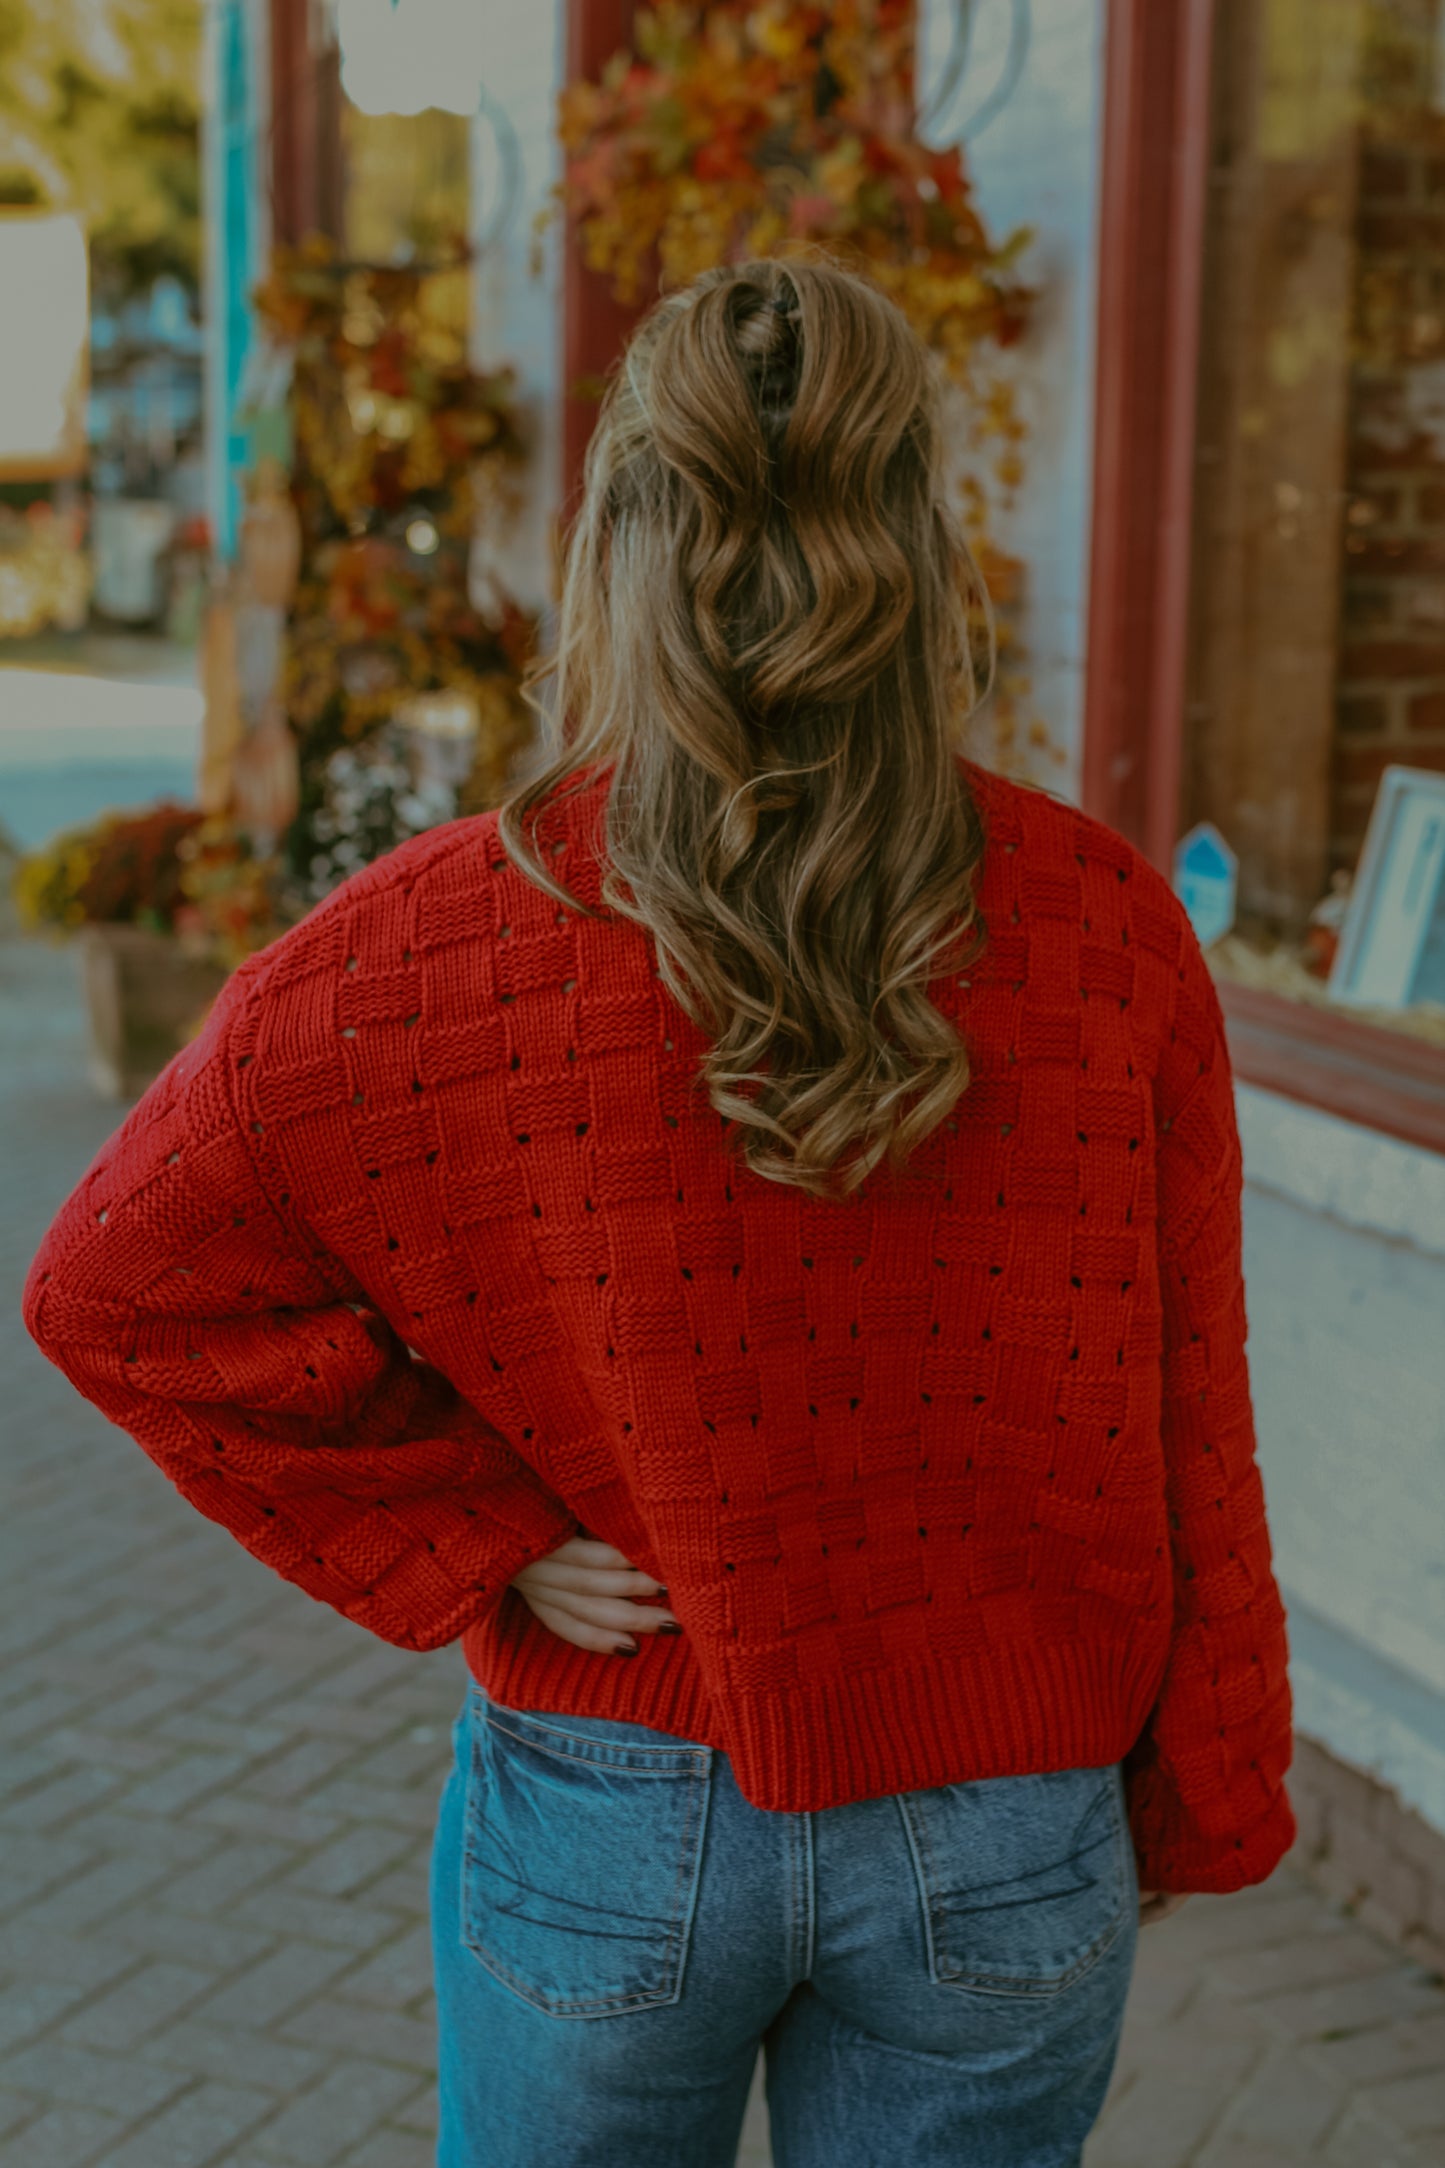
496;254;991;1200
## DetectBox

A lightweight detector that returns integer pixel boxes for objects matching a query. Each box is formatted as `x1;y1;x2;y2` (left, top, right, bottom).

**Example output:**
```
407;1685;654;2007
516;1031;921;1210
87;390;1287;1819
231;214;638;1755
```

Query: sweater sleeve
21;959;581;1653
1124;919;1297;1893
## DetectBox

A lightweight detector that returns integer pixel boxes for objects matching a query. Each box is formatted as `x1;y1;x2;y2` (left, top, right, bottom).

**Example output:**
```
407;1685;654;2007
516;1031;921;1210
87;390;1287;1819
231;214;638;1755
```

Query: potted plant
13;800;234;1099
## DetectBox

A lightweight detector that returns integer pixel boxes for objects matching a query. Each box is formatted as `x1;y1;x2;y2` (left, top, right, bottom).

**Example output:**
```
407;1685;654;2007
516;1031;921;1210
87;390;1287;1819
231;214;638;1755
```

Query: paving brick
1360;2067;1445;2134
159;1842;295;1919
332;1926;434;2009
1422;1874;1445;1951
337;2133;435;2168
1087;2066;1240;2168
97;1907;274;1973
0;2102;126;2168
0;1765;122;1830
355;1868;437;1917
240;2061;417;2166
1256;1964;1445;2047
279;1997;438;2076
340;2124;435;2159
59;1812;219;1870
249;1701;395;1747
0;1981;93;2058
61;1962;217;2053
190;1796;345;1851
91;2080;275;2168
0;2039;188;2121
50;1732;175;1780
298;1781;440;1832
1207;1926;1401;2001
229;1891;406;1955
140;2022;326;2098
234;1737;361;1803
1212;2043;1345;2149
152;1714;292;1760
1157;1887;1332;1964
15;1853;174;1939
120;1752;251;1820
1195;2146;1324;2168
1303;2009;1445;2086
389;2081;437;2135
0;2096;46;2149
0;1686;94;1743
0;1745;66;1801
1323;2105;1429;2167
188;1945;356;2034
290;1826;420;1903
0;1925;140;1996
94;1682;216;1736
0;1832;98;1916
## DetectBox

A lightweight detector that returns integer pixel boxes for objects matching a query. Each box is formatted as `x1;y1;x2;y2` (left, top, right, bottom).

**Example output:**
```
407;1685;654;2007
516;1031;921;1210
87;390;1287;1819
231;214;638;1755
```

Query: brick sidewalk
2;931;1443;2168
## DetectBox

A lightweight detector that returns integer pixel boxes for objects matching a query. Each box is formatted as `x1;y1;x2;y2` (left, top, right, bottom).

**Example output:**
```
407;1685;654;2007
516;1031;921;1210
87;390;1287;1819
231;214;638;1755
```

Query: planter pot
79;925;229;1100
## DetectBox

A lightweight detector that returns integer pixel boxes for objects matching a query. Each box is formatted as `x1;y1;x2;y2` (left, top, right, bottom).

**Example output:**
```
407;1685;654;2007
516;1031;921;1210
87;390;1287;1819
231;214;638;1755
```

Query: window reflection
1184;0;1445;1045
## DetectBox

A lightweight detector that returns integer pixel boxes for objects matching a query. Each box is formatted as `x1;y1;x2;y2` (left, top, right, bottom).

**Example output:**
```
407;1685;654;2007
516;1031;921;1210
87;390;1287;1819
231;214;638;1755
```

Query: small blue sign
1173;822;1238;948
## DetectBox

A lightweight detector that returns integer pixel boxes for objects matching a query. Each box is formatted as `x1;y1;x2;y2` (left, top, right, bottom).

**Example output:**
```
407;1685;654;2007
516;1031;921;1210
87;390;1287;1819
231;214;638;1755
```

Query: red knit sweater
24;758;1295;1892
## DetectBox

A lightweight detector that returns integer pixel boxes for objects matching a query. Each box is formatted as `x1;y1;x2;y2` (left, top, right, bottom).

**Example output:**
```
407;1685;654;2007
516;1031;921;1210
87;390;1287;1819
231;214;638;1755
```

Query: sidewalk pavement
2;929;1443;2168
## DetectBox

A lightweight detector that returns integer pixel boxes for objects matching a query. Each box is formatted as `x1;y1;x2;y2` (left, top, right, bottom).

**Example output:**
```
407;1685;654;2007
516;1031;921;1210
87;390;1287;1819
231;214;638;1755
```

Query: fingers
530;1585;682;1635
522;1596;638;1655
520;1558;666;1602
1138;1891;1190;1928
551;1537;650;1572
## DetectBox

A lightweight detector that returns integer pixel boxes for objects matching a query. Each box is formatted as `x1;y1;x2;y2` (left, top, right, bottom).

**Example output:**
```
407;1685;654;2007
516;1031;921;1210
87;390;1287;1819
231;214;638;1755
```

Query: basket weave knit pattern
24;759;1296;1893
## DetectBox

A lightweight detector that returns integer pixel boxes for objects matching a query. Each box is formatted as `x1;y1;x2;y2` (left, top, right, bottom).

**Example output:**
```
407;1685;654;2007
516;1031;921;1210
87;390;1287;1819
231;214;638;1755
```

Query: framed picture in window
1329;767;1445;1012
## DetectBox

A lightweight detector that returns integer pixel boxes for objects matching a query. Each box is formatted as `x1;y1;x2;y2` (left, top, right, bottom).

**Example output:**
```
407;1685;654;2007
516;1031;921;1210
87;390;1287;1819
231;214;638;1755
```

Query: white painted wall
919;0;1105;792
467;0;565;620
1238;1086;1445;1835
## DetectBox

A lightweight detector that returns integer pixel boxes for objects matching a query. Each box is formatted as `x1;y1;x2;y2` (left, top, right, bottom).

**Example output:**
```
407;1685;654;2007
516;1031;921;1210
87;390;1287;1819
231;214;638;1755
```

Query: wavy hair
495;254;992;1199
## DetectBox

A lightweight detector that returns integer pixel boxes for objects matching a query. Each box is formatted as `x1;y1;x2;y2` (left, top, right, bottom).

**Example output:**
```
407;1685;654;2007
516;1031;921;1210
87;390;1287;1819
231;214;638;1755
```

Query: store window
1182;0;1445;1053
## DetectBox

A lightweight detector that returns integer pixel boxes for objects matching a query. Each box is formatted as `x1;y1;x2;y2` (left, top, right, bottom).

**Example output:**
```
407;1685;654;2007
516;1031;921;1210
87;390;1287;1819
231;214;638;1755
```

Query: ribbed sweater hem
462;1610;1169;1814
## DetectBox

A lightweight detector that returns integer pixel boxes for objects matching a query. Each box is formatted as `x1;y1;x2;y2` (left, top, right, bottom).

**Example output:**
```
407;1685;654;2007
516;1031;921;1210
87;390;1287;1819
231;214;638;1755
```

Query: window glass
1184;0;1445;1045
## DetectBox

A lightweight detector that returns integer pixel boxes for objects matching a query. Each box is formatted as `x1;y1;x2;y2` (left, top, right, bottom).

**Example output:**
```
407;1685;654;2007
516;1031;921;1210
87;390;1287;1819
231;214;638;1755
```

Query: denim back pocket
462;1694;714;2018
895;1762;1132;1998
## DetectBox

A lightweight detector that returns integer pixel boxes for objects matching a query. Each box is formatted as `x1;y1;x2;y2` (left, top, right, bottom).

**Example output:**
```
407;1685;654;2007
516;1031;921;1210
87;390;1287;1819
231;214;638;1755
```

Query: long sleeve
1124;921;1297;1892
22;959;581;1653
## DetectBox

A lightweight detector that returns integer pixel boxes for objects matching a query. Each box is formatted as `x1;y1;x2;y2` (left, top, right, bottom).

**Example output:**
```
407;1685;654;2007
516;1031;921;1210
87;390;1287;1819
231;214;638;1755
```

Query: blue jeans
431;1685;1139;2167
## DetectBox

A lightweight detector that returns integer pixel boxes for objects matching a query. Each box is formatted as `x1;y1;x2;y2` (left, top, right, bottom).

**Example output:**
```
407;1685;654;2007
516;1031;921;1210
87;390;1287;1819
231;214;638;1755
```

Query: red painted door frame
268;0;318;246
1081;0;1216;872
561;1;647;513
1080;0;1445;1147
268;0;343;247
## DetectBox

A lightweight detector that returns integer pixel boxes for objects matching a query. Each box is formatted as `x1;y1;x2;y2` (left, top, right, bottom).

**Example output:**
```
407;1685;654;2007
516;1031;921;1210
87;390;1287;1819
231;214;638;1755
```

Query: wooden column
1081;0;1216;870
268;0;343;247
561;0;646;514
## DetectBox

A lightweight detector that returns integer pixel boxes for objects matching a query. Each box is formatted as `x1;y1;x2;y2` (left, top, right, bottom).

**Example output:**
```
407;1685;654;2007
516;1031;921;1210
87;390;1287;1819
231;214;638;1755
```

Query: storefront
211;0;1445;1939
1083;0;1445;1940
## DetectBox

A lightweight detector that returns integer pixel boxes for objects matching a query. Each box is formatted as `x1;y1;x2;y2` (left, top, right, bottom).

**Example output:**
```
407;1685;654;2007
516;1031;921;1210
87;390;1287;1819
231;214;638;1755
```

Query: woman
24;258;1295;2167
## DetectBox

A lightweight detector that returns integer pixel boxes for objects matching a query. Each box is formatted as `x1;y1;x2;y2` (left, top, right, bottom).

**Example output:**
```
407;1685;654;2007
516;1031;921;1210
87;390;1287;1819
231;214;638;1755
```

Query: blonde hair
496;255;991;1199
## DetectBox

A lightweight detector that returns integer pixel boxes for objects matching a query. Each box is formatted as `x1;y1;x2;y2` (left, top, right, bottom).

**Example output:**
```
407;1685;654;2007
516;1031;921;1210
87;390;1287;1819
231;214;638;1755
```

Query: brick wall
1335;127;1445;871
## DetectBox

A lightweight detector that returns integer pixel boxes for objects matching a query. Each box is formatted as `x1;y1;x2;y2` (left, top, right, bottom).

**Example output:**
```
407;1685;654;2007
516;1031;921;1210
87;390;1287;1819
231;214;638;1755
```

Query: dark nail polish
614;1642;637;1656
655;1587;669;1599
658;1623;683;1635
